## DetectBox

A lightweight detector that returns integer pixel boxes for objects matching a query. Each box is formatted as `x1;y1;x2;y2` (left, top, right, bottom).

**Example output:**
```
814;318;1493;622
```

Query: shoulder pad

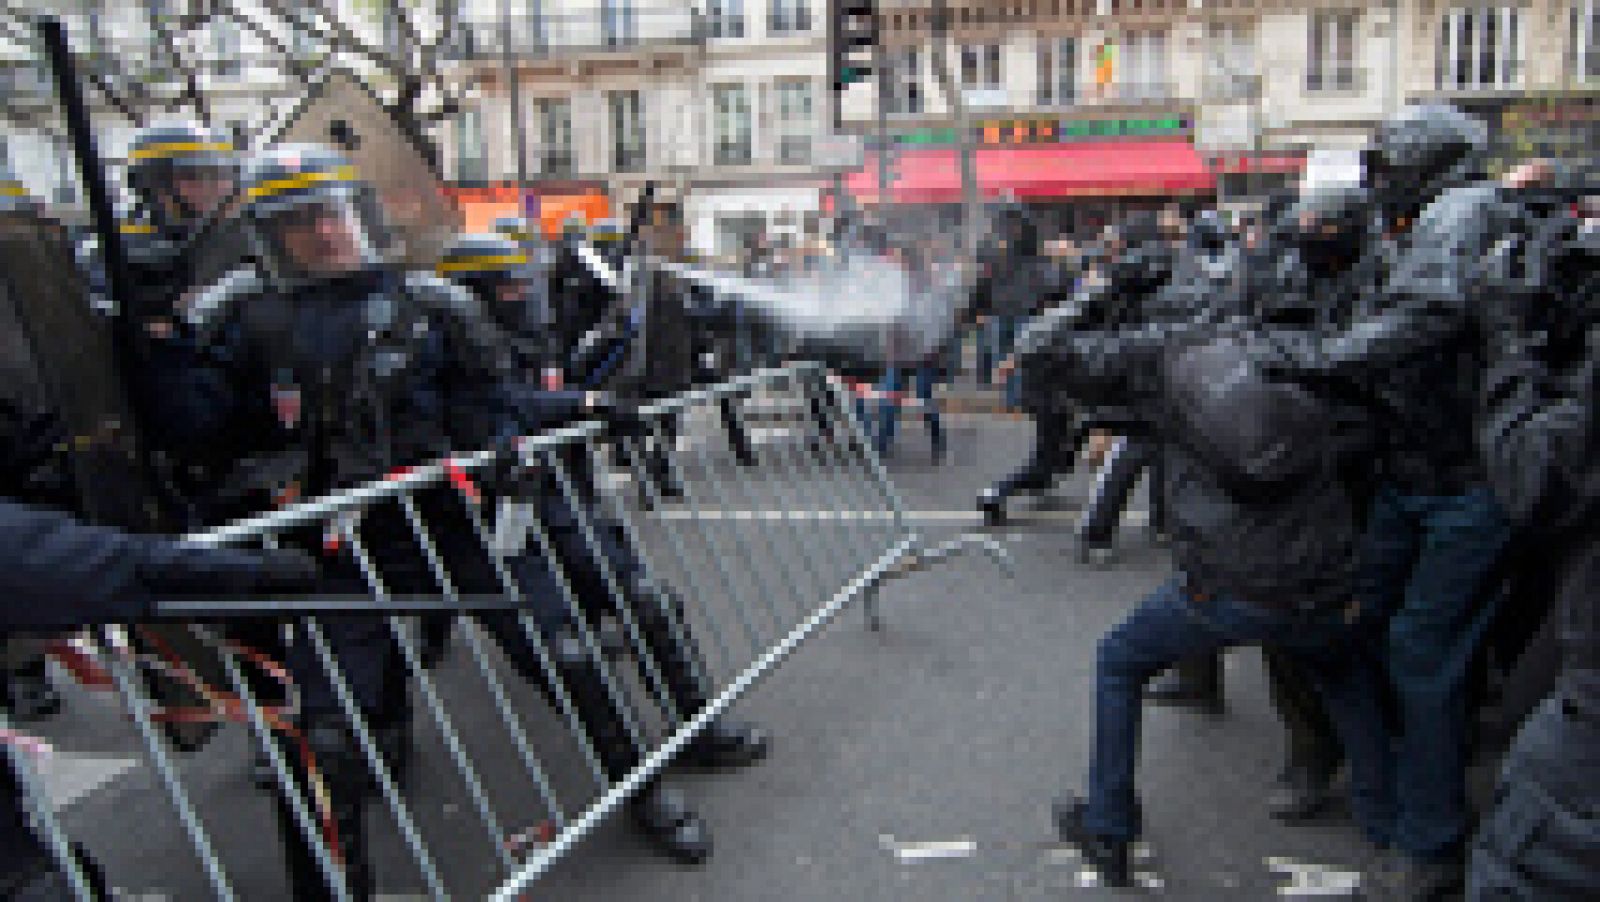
184;267;265;331
403;271;481;316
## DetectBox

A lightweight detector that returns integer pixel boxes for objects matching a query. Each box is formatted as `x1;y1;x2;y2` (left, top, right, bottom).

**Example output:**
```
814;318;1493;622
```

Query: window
1118;29;1168;100
455;109;487;183
1205;21;1257;100
769;0;812;34
1576;0;1600;81
774;78;813;164
603;0;637;47
708;0;746;39
886;48;923;115
1037;36;1077;106
711;83;752;165
609;90;646;173
535;98;574;176
960;43;1002;89
1307;10;1358;91
211;19;242;79
1436;5;1521;90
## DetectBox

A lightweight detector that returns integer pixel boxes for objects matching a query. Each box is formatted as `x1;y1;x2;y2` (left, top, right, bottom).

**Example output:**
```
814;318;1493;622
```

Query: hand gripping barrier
10;363;1010;899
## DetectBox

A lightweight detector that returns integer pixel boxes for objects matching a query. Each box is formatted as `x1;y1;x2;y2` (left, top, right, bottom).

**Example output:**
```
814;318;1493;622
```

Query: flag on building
1094;41;1117;94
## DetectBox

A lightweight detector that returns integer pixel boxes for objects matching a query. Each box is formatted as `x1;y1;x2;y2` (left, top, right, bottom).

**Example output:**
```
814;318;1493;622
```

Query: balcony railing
442;5;702;60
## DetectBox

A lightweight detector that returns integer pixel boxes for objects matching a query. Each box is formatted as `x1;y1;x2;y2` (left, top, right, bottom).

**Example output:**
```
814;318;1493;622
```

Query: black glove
585;392;653;439
137;542;320;597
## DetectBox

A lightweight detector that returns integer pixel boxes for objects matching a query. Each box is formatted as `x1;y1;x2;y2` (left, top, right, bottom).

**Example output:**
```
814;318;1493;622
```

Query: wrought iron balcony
441;4;702;61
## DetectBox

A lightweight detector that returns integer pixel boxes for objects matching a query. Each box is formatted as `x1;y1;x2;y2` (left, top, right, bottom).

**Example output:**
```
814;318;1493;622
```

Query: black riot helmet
1362;104;1488;228
1290;182;1374;278
238;144;392;290
492;215;541;248
1187;210;1232;255
125;121;239;234
438;231;544;313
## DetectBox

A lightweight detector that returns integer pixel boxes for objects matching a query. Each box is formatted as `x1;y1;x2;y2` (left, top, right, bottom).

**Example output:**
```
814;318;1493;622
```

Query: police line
15;363;1010;900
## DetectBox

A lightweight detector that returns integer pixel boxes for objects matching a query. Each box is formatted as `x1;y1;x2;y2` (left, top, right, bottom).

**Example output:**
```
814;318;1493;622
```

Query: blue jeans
1359;484;1511;859
872;364;945;458
1083;577;1394;846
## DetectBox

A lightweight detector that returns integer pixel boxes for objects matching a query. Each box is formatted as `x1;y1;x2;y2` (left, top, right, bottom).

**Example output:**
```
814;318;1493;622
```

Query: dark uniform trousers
1080;436;1167;547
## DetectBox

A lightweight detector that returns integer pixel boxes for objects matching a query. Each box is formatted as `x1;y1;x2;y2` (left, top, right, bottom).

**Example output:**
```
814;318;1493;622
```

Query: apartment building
439;0;831;255
841;0;1596;232
1;1;313;213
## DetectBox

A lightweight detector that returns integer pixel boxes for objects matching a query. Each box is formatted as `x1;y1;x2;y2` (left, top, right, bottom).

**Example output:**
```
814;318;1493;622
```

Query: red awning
844;140;1219;205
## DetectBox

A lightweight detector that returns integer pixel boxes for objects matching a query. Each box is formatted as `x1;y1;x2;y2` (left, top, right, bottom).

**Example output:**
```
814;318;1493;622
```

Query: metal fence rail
13;363;1009;899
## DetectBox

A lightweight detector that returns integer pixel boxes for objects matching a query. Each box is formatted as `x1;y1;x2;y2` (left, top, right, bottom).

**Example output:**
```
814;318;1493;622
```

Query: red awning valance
844;140;1222;204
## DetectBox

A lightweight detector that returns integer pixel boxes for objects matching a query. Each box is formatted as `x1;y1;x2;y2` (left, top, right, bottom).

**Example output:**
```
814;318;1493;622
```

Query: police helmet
238;144;390;289
0;162;40;215
1187;210;1232;255
1290;182;1373;277
439;232;548;333
1362;104;1488;223
492;215;540;247
125;120;238;231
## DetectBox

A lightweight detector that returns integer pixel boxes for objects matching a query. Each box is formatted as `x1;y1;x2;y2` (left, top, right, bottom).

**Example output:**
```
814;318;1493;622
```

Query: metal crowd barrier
13;363;1010;900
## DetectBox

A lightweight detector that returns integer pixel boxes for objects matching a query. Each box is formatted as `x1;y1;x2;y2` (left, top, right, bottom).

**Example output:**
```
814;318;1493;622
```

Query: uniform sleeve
1477;327;1598;527
0;499;155;630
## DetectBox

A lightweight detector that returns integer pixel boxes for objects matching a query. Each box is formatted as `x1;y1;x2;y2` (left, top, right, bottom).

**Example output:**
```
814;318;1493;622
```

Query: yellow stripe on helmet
437;253;531;273
245;166;360;201
119;222;156;234
0;182;27;197
128;141;235;161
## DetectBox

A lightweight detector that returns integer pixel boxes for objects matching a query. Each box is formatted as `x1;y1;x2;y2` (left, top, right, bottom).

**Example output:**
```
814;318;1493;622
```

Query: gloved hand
584;392;653;439
137;542;320;597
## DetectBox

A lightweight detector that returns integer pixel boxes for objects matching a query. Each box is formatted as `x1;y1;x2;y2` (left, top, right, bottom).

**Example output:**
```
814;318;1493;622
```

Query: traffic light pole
929;0;979;257
874;36;890;207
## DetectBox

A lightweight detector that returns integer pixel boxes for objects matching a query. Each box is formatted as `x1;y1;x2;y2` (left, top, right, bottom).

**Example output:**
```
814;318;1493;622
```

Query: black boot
283;724;374;901
1051;794;1131;887
1145;655;1224;714
677;719;771;770
629;784;712;865
634;583;772;770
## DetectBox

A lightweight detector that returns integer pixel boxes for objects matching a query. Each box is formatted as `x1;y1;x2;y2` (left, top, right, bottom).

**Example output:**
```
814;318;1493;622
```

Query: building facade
439;0;832;256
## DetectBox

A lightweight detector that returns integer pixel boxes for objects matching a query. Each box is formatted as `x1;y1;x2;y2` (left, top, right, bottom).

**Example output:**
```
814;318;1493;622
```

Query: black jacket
1039;305;1371;614
1479;254;1599;720
1278;182;1513;494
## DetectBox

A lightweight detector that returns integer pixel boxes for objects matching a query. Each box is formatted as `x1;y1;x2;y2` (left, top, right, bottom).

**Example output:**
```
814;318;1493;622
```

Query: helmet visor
257;196;380;281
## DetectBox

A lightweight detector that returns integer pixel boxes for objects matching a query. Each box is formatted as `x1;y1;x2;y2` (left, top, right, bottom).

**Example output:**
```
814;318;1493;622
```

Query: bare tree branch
145;7;214;126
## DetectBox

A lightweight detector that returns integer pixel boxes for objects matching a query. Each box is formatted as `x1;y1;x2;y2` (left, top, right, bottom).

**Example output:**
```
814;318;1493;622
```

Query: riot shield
0;210;158;531
0;209;230;749
267;68;460;271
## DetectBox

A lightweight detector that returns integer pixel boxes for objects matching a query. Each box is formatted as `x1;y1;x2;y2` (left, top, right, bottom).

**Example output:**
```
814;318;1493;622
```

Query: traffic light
829;1;880;92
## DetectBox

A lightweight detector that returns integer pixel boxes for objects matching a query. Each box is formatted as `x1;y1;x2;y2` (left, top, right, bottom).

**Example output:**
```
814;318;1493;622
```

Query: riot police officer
438;231;771;864
166;144;539;897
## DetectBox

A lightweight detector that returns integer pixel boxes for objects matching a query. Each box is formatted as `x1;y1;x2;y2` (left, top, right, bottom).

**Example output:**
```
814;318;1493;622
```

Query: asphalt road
29;411;1373;900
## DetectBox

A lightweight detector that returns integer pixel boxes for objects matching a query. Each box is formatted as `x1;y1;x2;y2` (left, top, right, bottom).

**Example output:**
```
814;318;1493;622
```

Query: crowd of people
963;105;1594;900
0;97;1594;901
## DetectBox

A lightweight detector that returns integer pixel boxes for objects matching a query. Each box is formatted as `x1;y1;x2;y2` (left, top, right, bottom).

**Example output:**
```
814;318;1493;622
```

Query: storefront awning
843;140;1221;205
